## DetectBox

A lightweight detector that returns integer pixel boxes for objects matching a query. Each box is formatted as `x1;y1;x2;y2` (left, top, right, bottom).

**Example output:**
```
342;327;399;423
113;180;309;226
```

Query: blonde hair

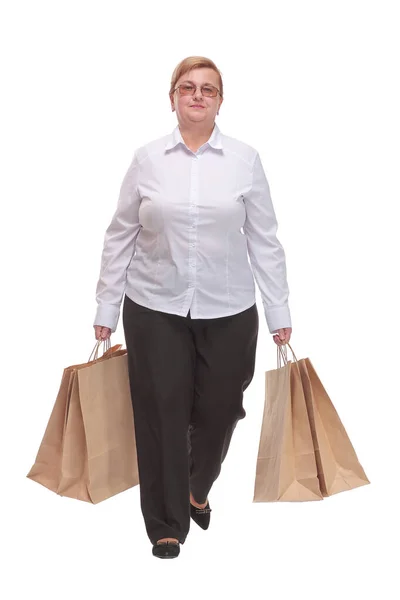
169;56;224;98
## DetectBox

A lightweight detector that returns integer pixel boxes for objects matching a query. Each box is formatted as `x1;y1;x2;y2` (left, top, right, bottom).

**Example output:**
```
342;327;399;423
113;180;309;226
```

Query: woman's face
170;67;223;128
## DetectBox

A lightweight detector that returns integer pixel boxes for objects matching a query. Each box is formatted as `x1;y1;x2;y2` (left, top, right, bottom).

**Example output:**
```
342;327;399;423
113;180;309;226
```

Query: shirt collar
165;122;223;151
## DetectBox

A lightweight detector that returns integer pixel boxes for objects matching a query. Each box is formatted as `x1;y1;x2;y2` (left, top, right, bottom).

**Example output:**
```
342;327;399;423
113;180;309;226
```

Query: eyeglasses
173;81;221;98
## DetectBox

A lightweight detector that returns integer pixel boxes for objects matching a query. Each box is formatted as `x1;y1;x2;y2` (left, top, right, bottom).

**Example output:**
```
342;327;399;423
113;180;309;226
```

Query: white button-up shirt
93;122;292;334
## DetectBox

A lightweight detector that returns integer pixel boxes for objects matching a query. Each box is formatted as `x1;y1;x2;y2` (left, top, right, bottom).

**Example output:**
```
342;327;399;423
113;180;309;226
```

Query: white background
1;0;399;597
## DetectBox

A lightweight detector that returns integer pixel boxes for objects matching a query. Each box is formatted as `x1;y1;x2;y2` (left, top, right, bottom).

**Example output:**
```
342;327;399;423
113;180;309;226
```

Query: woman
93;56;292;559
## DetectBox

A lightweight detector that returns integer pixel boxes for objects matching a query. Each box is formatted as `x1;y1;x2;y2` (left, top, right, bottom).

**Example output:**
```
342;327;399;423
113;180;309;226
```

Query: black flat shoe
152;541;180;559
190;500;212;530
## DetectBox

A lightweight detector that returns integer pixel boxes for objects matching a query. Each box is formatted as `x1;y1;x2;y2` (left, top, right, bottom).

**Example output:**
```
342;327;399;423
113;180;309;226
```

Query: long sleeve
93;152;142;333
243;152;292;334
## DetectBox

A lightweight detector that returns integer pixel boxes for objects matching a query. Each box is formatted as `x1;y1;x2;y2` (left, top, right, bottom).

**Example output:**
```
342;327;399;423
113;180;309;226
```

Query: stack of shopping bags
253;342;370;502
27;338;369;505
26;339;139;504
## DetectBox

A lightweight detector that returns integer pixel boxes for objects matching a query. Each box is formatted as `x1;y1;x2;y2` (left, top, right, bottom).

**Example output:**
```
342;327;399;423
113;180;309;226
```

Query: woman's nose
193;86;204;100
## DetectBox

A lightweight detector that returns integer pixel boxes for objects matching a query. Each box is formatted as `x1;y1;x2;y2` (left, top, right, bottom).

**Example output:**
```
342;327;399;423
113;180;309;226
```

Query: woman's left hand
272;327;292;346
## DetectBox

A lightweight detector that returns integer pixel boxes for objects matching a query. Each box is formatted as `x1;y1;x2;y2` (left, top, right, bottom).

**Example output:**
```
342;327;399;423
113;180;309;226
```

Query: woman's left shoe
190;500;212;530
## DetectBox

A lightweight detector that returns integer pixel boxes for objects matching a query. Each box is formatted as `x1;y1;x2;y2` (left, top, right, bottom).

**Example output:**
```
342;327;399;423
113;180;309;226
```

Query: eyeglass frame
172;80;222;98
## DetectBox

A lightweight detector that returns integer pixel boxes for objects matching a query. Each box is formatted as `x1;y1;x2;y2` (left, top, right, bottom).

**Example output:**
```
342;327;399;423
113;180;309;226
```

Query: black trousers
122;294;259;545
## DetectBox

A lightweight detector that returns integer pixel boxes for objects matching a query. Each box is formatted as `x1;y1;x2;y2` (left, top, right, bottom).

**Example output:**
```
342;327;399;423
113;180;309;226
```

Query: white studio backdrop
1;0;399;598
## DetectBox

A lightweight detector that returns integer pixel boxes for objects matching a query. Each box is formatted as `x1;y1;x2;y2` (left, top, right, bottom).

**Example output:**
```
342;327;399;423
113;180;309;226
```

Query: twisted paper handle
276;341;298;368
87;337;112;363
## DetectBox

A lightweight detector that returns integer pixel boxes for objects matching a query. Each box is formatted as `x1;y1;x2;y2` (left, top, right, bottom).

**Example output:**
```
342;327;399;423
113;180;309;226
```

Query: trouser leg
188;303;259;504
122;295;195;545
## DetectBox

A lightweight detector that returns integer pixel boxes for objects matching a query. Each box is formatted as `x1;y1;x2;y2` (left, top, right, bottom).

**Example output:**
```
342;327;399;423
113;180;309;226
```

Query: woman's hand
94;325;112;341
272;327;292;346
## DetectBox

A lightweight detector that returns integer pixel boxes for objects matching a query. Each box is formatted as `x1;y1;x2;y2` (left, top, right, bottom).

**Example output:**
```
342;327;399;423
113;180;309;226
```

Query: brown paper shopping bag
296;352;370;497
26;339;139;503
253;345;323;502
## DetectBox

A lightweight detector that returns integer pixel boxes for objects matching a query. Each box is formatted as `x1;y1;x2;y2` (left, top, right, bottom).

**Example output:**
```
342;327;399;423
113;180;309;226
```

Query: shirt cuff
263;303;292;334
93;304;121;333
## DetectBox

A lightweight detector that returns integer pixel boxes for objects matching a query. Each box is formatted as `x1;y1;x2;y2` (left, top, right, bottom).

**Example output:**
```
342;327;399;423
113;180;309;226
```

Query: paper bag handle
88;338;111;363
277;341;298;368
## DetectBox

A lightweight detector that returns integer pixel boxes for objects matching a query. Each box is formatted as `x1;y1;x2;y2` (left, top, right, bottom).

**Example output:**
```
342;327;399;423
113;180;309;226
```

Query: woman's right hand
94;325;112;341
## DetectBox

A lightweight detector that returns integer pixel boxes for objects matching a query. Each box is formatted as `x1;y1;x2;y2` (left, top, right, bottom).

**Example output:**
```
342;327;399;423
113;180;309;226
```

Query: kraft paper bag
253;345;323;502
297;355;370;497
26;339;139;503
26;340;120;498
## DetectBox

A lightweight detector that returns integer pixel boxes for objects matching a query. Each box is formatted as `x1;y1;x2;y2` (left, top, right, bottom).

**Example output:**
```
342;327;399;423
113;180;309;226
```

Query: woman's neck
178;123;215;152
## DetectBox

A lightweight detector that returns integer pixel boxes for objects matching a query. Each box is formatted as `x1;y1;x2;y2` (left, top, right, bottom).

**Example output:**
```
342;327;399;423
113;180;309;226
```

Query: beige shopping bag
253;345;323;502
26;339;139;503
297;353;370;497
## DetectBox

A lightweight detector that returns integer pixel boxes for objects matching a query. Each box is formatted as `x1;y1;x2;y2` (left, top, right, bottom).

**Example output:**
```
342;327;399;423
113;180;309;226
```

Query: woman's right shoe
152;540;180;559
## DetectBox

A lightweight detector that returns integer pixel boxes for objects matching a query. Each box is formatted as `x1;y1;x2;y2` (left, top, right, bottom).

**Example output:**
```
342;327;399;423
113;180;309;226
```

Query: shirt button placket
189;153;199;291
